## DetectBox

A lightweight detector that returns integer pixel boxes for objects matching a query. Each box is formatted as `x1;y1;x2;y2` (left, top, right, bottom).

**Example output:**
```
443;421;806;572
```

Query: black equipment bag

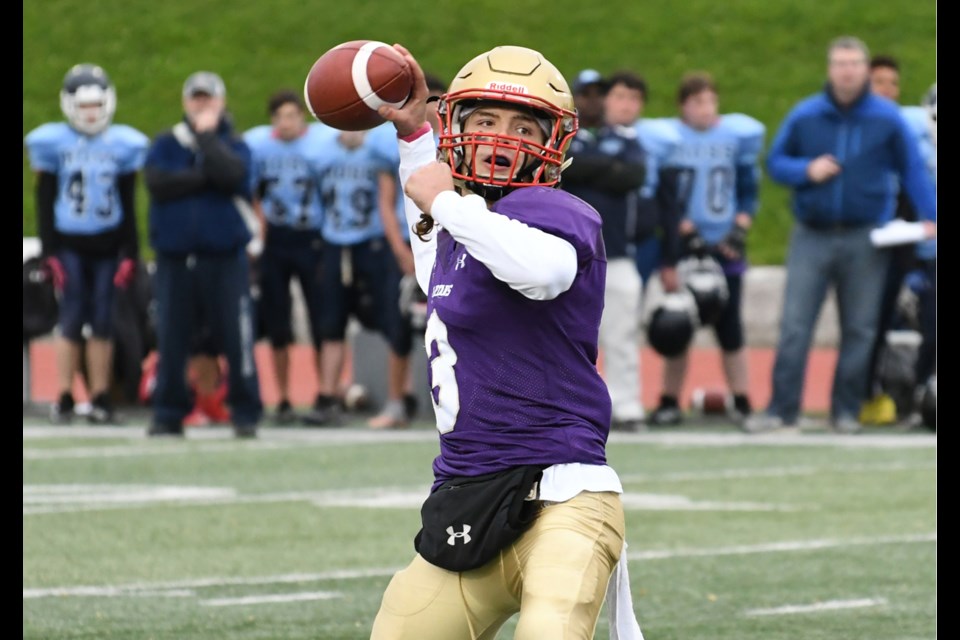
414;465;545;572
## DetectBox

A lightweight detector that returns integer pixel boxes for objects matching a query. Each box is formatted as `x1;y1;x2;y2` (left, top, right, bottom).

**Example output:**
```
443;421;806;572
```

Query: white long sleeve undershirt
397;131;577;301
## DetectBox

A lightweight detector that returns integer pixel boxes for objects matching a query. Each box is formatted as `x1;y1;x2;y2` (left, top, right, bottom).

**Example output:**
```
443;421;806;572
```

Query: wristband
399;122;432;143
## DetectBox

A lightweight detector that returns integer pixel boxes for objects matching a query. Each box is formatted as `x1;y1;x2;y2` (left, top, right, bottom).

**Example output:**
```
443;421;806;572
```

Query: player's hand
113;258;137;289
681;229;707;258
191;98;224;133
405;161;455;214
807;154;842;183
43;256;66;293
379;44;428;138
718;222;749;260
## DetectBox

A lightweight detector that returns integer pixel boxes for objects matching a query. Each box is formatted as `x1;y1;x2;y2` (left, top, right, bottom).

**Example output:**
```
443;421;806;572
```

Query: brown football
303;40;413;131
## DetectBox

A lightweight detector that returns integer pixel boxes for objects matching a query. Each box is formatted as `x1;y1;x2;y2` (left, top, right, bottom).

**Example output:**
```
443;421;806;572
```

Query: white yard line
24;534;934;600
627;533;936;560
23;425;937;451
200;591;342;606
745;597;888;616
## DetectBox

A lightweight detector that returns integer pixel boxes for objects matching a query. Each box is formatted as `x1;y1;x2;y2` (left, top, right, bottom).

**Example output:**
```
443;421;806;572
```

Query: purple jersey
425;186;611;484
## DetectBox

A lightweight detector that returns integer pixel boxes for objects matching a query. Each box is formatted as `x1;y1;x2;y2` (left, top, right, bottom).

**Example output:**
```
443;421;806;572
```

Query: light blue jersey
243;122;335;231
899;105;937;260
316;132;393;245
634;118;681;199
365;122;407;240
663;113;765;245
900;105;936;186
24;123;148;235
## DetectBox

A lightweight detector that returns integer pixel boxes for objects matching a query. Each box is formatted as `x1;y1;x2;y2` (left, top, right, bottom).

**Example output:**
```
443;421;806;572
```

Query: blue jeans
767;224;889;423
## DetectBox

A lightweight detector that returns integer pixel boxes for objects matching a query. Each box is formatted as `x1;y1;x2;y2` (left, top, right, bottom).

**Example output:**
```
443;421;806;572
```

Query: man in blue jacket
145;71;263;438
745;36;936;435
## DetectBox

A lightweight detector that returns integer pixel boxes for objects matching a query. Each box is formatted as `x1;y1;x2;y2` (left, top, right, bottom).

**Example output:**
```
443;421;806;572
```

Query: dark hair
267;89;303;116
870;54;900;72
424;72;446;94
607;70;647;101
677;71;717;104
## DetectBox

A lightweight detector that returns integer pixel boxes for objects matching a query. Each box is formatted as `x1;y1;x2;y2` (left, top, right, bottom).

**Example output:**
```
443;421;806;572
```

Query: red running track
25;341;838;413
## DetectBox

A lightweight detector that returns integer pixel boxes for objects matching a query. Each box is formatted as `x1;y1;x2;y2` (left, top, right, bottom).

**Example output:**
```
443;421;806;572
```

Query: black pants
152;250;263;426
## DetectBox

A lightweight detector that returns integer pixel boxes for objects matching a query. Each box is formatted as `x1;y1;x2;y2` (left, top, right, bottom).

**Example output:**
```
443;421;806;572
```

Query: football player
369;45;642;639
308;123;404;426
649;71;765;427
562;70;651;432
244;90;336;425
25;64;149;424
860;57;937;425
362;72;447;429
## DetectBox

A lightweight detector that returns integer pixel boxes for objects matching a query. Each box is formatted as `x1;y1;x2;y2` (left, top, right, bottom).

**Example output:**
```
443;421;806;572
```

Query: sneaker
183;407;210;428
741;413;798;434
50;392;75;424
273;399;298;426
87;393;119;425
611;418;647;433
233;422;258;439
148;421;184;437
368;400;409;430
649;396;682;427
831;417;863;435
727;394;752;426
198;392;231;424
859;393;897;425
302;394;342;427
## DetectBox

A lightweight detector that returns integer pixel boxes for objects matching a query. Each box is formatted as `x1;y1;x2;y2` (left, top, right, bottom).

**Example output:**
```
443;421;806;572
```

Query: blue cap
573;69;609;94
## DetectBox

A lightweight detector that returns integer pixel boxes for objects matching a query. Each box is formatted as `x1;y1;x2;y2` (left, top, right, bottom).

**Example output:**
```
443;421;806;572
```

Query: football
304;40;413;131
690;387;732;416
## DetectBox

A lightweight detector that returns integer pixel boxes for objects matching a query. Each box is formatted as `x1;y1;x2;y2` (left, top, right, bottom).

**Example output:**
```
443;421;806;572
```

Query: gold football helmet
437;46;577;199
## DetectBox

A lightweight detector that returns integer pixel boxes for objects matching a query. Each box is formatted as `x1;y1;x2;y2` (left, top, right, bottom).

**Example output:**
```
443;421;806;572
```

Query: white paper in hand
870;220;927;247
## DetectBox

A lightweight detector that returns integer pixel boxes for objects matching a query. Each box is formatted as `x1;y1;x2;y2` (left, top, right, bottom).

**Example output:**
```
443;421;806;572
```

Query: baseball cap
573;69;610;94
182;71;226;98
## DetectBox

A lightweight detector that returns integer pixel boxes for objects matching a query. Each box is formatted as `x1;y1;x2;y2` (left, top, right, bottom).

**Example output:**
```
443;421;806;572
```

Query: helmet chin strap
458;155;544;201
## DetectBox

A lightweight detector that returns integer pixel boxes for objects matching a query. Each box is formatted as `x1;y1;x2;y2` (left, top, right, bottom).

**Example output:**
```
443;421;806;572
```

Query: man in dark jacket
144;71;263;438
745;37;937;435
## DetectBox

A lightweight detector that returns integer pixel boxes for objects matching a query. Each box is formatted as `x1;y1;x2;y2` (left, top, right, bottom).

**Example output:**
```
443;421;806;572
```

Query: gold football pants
370;490;626;640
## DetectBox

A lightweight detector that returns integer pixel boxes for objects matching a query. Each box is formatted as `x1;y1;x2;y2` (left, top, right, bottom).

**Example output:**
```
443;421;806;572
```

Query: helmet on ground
60;63;116;135
437;45;578;200
679;255;729;326
646;289;699;358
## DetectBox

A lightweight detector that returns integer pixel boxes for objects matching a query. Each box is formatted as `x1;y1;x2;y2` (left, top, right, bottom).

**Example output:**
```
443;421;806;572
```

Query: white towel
605;541;644;640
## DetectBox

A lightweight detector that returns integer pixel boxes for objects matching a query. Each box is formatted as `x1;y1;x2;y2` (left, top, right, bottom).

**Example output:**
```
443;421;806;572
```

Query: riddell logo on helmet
486;82;527;94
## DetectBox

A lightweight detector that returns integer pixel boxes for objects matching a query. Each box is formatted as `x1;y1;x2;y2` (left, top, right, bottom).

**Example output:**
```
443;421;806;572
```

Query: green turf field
23;415;936;639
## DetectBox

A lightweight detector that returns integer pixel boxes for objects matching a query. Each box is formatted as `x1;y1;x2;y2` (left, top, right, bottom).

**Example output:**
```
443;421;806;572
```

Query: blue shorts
259;234;325;349
56;249;118;341
319;238;411;356
712;270;745;352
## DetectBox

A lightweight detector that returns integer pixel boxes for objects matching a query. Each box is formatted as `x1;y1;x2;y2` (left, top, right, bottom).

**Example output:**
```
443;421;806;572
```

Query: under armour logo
455;254;467;270
446;525;471;545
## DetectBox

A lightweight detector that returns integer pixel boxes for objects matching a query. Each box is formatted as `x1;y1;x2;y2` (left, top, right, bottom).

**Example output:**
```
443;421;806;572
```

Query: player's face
603;83;643;126
461;105;547;182
183;92;224;121
574;85;606;126
681;89;719;130
869;66;900;101
828;48;870;100
272;102;307;141
76;101;105;127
